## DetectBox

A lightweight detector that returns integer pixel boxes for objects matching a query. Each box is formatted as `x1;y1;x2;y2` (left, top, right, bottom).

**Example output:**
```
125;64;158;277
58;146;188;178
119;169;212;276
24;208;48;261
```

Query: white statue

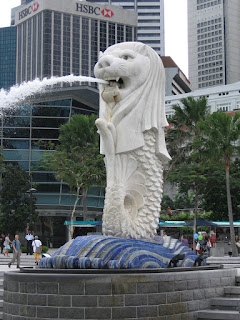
94;42;171;239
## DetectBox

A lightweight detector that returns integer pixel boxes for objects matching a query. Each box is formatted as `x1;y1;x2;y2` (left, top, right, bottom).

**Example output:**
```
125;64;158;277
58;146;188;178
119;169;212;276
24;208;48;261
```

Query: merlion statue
94;42;171;239
39;43;198;270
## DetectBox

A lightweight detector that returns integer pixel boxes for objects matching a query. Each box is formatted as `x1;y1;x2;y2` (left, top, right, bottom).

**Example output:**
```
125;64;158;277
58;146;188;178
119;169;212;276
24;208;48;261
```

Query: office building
188;0;240;90
13;0;137;83
88;0;165;55
0;0;137;243
161;56;191;95
0;27;17;89
165;81;240;119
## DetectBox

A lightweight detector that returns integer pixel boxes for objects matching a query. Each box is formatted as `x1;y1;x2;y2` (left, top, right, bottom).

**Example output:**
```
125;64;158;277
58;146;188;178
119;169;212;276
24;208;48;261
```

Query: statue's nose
97;55;113;69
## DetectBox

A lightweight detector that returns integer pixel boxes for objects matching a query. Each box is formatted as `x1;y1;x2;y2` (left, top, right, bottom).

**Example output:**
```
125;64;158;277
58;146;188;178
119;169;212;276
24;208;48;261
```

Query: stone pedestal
3;267;238;319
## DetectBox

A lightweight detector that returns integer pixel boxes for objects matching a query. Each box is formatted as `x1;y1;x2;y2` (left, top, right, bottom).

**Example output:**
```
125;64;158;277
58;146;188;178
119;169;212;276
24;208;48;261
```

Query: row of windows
197;0;221;10
198;79;223;88
198;36;222;46
17;10;135;82
198;72;223;81
198;54;223;64
198;66;223;75
197;23;221;34
197;29;222;40
198;42;222;52
198;48;222;58
197;17;222;28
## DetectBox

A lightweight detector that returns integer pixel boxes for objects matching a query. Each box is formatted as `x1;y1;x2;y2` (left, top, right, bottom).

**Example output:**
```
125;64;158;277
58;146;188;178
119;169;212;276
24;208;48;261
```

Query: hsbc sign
76;3;114;18
19;2;39;20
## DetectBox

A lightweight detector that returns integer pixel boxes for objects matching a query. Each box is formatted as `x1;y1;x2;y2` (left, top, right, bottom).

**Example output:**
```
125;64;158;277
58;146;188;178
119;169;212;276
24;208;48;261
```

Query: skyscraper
188;0;240;90
88;0;165;55
13;0;137;83
0;27;16;89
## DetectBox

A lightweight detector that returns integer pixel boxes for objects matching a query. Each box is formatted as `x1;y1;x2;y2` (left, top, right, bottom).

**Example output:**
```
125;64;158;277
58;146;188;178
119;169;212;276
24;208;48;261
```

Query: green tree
201;161;240;221
40;114;105;239
195;111;240;256
166;96;210;251
0;163;37;236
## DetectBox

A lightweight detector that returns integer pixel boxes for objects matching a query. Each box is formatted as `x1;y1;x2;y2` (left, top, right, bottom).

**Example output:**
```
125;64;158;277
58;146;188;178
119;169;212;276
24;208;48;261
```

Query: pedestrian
8;235;21;268
181;235;189;246
32;236;42;265
3;233;11;257
25;230;34;255
0;233;5;254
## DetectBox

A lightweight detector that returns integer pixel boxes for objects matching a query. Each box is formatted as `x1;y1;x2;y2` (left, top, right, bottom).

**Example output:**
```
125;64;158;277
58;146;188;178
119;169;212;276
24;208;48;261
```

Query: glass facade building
188;0;240;90
0;27;17;90
0;0;137;243
1;87;103;244
14;0;137;83
88;0;165;55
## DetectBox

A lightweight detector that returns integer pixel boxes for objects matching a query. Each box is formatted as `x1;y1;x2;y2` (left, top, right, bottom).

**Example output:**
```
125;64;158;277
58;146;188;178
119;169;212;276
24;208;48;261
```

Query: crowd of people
0;230;42;268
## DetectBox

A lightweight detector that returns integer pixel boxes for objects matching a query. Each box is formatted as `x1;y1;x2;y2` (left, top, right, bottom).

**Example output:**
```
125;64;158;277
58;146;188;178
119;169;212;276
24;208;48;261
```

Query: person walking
0;233;5;254
32;236;42;265
25;230;34;255
8;235;21;268
4;233;11;257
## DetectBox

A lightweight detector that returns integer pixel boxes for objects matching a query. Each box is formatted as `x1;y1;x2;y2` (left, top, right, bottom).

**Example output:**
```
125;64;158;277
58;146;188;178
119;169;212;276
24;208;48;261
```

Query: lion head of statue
94;42;171;164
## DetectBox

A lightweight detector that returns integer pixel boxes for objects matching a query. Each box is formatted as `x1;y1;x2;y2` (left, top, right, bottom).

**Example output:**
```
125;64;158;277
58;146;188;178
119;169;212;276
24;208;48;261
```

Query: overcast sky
0;0;188;76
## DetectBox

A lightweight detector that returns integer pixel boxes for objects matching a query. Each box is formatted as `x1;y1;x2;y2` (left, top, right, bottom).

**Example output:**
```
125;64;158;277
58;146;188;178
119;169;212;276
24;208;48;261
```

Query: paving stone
37;306;58;318
59;307;84;319
48;294;71;307
98;295;124;307
59;282;84;295
112;306;137;319
85;307;111;319
28;294;47;306
137;282;158;294
137;305;158;318
187;280;199;290
85;282;111;295
158;281;174;293
159;304;174;316
148;293;166;305
125;294;147;306
180;290;193;302
167;292;181;304
20;282;36;294
37;282;58;294
72;295;97;307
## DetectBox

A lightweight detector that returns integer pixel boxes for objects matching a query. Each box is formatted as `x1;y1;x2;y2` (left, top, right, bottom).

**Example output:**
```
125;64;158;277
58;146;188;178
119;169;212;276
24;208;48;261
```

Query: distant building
87;0;165;55
0;27;17;89
12;0;137;83
165;81;240;119
161;56;191;96
188;0;240;90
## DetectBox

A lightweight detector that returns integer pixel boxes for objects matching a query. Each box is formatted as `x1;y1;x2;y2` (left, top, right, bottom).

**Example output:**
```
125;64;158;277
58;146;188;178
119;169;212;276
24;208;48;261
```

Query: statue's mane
99;42;171;163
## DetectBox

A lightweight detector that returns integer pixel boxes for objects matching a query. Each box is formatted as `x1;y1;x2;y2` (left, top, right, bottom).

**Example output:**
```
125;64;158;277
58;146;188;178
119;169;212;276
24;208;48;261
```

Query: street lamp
26;187;37;225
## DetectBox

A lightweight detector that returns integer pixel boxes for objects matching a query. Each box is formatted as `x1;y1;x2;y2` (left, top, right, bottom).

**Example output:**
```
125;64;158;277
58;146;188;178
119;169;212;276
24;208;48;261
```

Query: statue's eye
122;55;129;60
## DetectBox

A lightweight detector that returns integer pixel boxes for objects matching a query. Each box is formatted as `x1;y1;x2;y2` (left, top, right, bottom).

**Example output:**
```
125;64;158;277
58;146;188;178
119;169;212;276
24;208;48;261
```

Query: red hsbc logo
101;9;114;18
19;2;39;20
32;2;39;12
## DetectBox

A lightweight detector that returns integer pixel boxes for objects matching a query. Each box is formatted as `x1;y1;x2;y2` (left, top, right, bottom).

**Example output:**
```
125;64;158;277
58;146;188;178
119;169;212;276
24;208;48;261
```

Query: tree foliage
40;114;106;239
165;96;210;251
0;163;37;236
194;111;240;256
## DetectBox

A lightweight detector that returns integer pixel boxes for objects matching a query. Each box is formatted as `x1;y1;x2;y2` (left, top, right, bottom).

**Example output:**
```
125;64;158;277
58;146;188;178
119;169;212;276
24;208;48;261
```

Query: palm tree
196;111;240;256
166;96;210;251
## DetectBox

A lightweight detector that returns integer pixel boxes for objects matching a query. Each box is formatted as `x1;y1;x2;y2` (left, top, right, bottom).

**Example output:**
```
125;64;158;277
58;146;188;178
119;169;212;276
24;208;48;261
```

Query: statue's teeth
116;77;120;82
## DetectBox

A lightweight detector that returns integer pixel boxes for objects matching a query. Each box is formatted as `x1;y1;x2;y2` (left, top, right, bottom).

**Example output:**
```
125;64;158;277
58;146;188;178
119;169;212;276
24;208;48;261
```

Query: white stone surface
94;42;170;239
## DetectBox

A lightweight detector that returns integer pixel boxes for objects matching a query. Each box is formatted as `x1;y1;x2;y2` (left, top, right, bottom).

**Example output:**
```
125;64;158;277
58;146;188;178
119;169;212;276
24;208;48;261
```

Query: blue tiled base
40;235;197;269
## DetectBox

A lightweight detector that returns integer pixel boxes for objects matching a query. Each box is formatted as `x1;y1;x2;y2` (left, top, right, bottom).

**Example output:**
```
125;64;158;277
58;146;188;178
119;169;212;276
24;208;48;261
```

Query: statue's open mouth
105;78;124;89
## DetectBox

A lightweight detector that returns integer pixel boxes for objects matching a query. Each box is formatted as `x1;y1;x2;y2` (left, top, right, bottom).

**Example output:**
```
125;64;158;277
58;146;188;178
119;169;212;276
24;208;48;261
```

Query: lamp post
26;187;37;225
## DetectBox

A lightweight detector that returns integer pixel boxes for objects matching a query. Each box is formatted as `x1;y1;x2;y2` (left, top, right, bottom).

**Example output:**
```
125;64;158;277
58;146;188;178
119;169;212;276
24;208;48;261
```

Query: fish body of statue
94;42;171;240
